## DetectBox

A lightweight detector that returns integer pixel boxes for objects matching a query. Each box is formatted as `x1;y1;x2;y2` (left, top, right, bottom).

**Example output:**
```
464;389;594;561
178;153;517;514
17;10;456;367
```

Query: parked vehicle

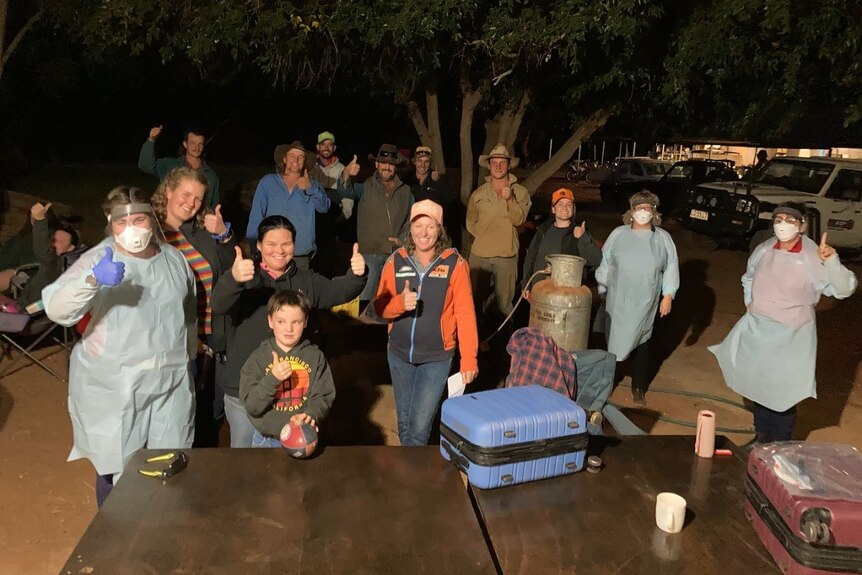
678;156;862;249
600;159;737;212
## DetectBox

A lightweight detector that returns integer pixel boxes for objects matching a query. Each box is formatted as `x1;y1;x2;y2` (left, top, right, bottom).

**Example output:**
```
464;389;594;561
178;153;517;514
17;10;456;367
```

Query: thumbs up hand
573;221;586;239
204;204;228;235
343;154;360;179
92;247;125;287
819;232;837;261
231;246;255;282
401;280;418;311
148;125;163;141
30;202;52;221
350;243;366;276
270;351;293;381
298;168;311;191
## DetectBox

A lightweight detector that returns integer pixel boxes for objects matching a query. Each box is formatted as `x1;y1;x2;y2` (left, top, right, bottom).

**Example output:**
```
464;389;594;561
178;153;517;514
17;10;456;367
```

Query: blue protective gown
595;225;680;361
43;239;197;476
709;236;857;412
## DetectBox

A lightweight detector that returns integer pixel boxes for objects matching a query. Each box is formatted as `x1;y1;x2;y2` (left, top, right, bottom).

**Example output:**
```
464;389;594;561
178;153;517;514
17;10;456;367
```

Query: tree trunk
425;86;446;175
499;93;529;150
479;93;530;179
459;80;482;205
521;108;611;194
407;87;447;175
0;4;42;84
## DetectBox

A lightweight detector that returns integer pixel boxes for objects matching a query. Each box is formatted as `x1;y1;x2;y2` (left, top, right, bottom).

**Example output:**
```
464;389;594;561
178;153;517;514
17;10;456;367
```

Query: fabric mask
115;225;153;253
633;209;653;225
773;222;799;243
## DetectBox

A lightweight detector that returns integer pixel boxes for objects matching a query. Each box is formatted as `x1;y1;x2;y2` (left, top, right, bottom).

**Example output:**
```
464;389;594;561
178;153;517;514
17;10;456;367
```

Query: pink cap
410;199;443;226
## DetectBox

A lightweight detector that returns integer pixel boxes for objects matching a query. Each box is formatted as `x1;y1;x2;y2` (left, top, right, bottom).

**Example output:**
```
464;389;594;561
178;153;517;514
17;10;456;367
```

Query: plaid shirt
505;327;577;398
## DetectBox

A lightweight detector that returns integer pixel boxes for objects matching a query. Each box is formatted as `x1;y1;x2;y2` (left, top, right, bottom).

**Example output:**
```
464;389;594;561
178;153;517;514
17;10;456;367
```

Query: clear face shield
108;192;156;253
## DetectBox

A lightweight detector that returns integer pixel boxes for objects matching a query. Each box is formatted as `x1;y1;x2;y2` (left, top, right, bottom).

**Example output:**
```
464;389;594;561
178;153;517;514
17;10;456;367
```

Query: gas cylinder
528;254;593;352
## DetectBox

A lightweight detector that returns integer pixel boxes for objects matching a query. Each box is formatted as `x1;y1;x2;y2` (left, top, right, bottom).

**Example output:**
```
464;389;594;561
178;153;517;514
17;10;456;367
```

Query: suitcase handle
442;440;471;471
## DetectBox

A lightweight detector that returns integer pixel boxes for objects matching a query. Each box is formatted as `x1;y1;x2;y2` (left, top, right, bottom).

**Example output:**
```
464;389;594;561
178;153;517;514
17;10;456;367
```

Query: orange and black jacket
374;247;478;373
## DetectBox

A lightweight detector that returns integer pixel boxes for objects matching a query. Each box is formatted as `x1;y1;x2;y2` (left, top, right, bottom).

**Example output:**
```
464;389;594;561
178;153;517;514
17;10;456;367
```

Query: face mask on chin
632;209;653;226
115;225;153;253
773;222;800;243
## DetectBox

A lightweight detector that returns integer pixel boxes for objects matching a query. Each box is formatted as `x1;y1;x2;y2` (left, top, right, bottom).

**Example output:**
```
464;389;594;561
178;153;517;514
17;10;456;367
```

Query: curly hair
150;167;209;229
404;223;452;258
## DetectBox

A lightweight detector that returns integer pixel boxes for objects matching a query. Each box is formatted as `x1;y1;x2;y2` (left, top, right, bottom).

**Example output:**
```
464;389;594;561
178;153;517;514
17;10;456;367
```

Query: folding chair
0;309;66;381
0;245;88;382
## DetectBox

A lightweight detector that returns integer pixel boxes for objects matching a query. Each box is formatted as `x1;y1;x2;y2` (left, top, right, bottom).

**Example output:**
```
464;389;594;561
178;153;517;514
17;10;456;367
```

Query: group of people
25;127;856;506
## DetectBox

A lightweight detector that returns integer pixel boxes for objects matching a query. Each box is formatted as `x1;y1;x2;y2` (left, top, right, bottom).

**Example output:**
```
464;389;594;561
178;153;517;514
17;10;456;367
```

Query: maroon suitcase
744;442;862;574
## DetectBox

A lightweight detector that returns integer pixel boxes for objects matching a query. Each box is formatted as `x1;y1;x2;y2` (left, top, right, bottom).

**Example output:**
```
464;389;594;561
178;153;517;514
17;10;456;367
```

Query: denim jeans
223;394;256;448
387;350;452;446
251;429;282;448
360;253;389;303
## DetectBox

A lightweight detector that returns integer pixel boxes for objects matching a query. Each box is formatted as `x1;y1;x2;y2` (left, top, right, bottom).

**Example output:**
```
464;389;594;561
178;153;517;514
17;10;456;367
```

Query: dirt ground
1;181;860;574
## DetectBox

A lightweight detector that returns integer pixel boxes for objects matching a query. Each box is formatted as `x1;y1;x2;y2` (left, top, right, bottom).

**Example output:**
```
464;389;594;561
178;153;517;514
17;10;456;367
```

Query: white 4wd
679;157;862;249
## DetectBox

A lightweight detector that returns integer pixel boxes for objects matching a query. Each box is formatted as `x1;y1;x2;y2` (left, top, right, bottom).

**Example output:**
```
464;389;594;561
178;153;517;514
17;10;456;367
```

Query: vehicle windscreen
643;163;667;176
665;165;693;179
756;159;834;195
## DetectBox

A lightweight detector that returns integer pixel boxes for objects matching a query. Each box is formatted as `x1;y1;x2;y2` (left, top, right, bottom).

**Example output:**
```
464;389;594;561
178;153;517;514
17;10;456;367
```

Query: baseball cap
317;131;336;144
410;199;443;226
552;188;574;205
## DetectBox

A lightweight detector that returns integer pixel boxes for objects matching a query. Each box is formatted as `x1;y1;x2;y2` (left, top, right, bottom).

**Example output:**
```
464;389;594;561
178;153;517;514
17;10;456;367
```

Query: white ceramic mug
655;492;687;534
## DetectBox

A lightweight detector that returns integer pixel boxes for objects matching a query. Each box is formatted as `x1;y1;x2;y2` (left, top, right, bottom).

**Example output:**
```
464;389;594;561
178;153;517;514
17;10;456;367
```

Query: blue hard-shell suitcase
440;385;588;489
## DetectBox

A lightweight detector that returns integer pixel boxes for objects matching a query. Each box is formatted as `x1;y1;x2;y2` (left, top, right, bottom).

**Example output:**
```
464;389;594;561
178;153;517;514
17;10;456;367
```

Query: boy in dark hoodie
240;290;335;448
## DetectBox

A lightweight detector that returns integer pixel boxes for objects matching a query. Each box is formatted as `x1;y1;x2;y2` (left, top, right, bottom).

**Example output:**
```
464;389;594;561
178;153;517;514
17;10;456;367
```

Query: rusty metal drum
528;254;593;352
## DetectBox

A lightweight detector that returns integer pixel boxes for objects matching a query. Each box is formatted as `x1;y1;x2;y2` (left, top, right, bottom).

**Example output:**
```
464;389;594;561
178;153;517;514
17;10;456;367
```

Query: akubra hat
369;143;406;166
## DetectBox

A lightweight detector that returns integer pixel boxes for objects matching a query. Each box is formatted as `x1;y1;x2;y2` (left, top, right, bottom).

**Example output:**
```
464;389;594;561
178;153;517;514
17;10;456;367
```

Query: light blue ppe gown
595;225;679;361
709;236;857;412
43;239;198;477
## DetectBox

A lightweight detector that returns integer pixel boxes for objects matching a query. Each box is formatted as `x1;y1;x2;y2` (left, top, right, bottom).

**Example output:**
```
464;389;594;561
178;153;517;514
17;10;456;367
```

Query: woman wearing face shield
210;215;367;447
151;167;237;447
43;187;198;507
595;191;680;406
709;203;857;443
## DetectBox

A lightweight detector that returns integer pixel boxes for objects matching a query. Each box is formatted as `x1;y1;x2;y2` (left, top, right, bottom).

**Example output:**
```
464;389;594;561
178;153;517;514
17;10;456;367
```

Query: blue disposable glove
92;247;125;286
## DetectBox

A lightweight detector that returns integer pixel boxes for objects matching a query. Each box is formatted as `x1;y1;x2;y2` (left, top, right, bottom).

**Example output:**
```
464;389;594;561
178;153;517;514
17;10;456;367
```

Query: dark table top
470;435;780;575
60;446;496;575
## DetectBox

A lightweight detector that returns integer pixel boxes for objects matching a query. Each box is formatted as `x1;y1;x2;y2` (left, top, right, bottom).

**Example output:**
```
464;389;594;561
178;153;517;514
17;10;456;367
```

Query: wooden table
470;435;780;575
60;446;496;575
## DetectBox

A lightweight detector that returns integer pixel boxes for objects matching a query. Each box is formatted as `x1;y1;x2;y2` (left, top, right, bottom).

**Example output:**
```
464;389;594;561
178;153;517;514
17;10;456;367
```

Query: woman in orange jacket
374;200;479;445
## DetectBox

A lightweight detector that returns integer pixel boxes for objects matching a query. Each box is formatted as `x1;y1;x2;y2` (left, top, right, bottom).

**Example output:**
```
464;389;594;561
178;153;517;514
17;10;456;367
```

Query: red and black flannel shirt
505;327;577;399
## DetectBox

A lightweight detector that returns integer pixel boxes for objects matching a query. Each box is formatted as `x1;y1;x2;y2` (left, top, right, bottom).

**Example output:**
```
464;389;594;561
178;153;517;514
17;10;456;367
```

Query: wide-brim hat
368;143;406;166
478;143;520;169
273;141;308;165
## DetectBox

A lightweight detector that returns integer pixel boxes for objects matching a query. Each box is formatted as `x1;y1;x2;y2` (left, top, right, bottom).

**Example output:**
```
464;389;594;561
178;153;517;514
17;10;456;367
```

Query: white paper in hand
447;372;466;398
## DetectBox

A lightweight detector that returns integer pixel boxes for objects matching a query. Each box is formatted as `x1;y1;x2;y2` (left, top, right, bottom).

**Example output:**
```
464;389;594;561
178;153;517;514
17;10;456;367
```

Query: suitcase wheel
800;508;832;544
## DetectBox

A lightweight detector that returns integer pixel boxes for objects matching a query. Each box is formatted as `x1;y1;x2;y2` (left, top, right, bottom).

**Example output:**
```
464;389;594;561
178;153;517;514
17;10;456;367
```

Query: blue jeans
388;350;452;446
360;253;389;303
223;394;256;448
251;429;282;448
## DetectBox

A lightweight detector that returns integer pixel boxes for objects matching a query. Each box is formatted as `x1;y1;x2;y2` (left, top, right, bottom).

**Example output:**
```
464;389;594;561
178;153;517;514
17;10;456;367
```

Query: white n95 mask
115;225;153;253
773;222;799;243
633;209;654;225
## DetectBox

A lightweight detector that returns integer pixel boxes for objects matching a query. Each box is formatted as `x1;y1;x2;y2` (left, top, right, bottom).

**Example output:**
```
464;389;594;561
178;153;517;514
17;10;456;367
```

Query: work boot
632;388;646;406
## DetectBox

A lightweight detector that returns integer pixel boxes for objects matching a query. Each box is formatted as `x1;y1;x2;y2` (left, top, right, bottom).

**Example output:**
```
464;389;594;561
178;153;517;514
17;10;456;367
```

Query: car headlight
696;194;704;205
736;198;751;213
709;197;718;207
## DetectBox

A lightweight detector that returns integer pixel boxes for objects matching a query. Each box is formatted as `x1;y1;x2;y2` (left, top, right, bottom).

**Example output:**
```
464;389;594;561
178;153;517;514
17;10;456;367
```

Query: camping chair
0;308;67;381
0;245;87;382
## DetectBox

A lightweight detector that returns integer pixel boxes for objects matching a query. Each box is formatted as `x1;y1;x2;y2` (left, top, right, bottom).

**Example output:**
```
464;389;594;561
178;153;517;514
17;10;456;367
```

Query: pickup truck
678;156;862;249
